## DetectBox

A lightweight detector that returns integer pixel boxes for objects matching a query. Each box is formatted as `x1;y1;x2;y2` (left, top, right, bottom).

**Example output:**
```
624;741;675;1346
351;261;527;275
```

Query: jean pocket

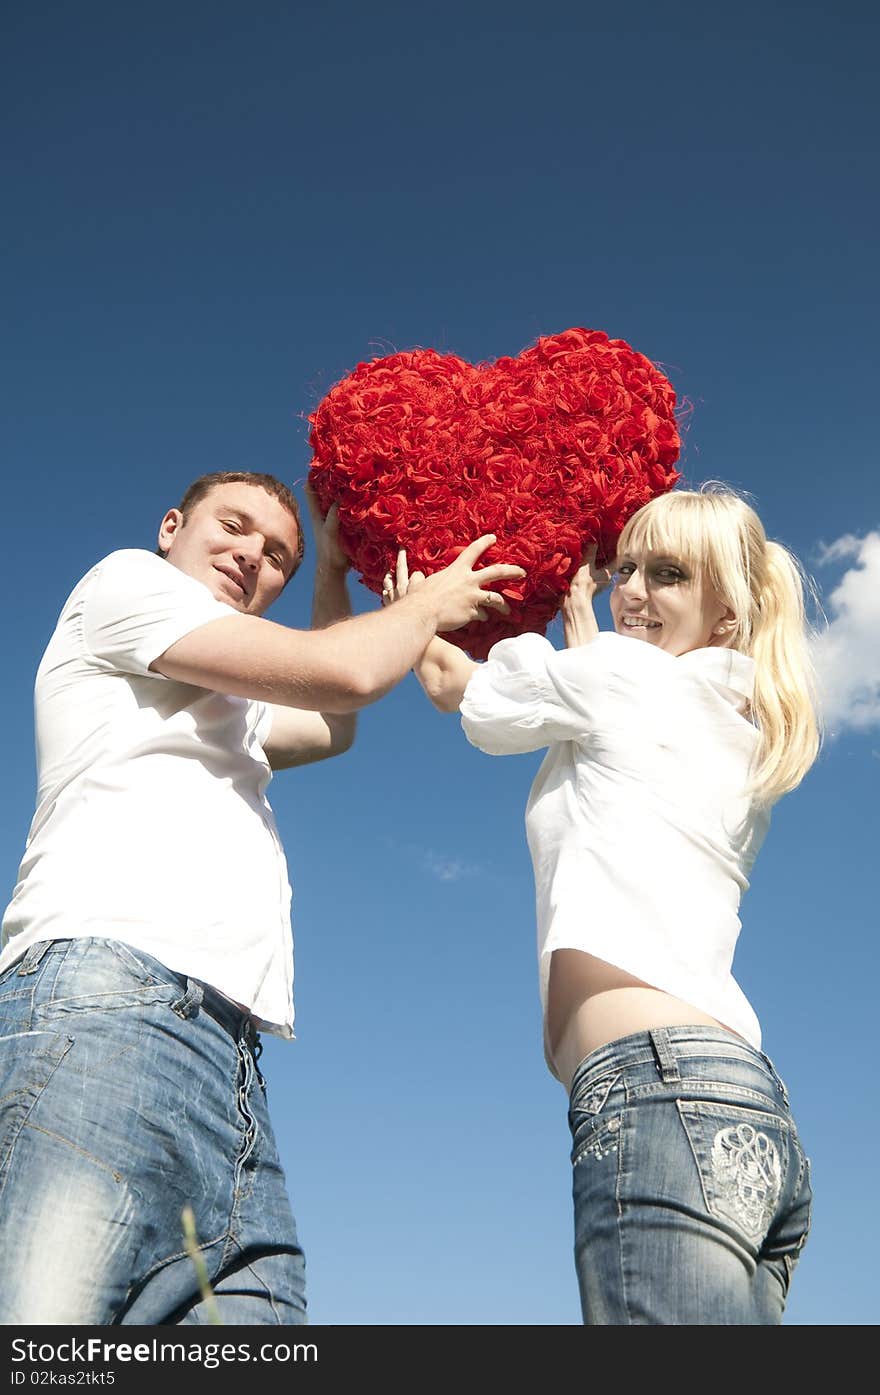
571;1110;623;1167
36;940;180;1018
0;1030;74;1178
677;1100;792;1248
0;962;21;990
569;1069;621;1119
569;1070;623;1164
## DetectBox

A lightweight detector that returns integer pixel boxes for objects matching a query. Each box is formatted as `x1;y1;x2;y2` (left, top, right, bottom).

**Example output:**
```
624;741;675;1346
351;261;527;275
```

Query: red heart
308;327;681;659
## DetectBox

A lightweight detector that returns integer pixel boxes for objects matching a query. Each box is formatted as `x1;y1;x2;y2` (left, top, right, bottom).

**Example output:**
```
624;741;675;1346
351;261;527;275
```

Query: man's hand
397;535;524;633
304;482;349;575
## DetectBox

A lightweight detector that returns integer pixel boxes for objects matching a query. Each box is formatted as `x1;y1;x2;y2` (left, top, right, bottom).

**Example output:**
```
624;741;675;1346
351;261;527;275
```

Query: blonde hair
616;485;821;804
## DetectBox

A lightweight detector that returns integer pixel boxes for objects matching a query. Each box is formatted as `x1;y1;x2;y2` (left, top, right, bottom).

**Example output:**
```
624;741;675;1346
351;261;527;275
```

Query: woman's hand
382;548;422;606
564;545;612;606
562;544;610;648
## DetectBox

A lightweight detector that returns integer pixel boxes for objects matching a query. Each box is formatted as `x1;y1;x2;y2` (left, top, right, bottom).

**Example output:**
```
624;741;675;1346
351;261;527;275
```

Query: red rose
309;327;681;659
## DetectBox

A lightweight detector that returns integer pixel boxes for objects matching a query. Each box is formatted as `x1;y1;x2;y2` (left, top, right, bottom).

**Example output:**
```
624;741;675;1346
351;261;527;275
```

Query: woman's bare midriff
547;948;743;1092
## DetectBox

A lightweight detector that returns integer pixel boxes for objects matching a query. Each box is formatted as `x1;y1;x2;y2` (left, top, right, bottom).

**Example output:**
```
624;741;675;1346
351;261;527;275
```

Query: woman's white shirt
459;632;770;1080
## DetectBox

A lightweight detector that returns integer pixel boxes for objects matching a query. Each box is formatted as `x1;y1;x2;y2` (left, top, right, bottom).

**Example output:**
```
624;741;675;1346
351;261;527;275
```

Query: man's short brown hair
160;471;305;578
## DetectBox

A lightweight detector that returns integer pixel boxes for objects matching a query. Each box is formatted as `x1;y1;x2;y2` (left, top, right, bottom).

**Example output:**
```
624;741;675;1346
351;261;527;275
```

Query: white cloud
812;530;880;733
423;852;479;882
383;837;487;884
815;534;866;565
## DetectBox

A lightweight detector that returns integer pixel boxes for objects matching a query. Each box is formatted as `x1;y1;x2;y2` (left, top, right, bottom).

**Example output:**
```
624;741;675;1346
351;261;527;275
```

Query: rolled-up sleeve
458;633;593;753
460;631;675;755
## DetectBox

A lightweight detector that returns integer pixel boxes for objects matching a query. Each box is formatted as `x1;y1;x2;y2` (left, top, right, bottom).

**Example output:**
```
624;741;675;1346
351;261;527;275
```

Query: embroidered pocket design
678;1101;789;1247
709;1122;782;1241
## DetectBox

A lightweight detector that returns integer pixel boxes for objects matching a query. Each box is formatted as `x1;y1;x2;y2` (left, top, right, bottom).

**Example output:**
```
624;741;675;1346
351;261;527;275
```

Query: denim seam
676;1099;791;1130
121;1233;229;1320
242;1260;284;1324
0;1034;75;1200
219;1042;260;1267
23;1120;129;1185
792;1154;812;1257
791;1136;809;1200
626;1080;784;1109
614;1110;633;1325
571;1044;774;1089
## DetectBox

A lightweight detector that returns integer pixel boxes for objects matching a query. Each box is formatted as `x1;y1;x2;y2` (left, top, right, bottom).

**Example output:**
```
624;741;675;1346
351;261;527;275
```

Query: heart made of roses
308;328;681;659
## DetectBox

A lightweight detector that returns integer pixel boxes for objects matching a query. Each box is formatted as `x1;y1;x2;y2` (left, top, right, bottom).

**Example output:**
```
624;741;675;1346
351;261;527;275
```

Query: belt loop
18;941;54;975
649;1028;681;1083
171;978;204;1020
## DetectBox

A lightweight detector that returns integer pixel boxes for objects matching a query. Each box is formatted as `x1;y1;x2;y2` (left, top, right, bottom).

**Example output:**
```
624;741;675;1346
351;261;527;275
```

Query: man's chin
212;574;248;610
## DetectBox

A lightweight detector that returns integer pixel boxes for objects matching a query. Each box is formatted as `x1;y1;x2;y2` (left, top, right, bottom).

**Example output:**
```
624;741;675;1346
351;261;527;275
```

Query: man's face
158;483;300;616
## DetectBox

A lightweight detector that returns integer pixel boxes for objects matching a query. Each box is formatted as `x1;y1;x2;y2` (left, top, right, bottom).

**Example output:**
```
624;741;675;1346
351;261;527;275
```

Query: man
0;470;522;1325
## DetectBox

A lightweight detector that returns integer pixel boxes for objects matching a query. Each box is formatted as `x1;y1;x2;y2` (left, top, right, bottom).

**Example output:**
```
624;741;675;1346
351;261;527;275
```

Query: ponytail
743;541;821;803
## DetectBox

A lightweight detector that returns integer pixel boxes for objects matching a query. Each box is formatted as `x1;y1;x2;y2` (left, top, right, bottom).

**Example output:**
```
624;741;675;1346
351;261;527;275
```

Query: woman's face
609;551;735;656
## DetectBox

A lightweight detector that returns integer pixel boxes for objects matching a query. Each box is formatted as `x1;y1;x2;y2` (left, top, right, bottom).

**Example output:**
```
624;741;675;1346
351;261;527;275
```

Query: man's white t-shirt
0;549;295;1036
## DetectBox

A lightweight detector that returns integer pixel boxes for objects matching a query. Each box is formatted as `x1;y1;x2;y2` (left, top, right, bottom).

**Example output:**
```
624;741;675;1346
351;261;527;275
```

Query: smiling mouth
621;616;661;630
215;566;247;599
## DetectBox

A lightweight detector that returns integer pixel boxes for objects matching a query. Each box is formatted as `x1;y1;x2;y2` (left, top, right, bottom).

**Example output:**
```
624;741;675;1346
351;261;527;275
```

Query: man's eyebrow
218;507;294;562
218;506;253;525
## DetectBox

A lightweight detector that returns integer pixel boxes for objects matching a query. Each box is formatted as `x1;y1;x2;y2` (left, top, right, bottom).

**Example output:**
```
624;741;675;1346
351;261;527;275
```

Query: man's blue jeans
0;938;307;1324
568;1026;812;1325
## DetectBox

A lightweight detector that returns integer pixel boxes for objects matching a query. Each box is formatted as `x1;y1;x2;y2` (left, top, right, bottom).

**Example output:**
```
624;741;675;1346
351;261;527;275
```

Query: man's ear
157;507;184;555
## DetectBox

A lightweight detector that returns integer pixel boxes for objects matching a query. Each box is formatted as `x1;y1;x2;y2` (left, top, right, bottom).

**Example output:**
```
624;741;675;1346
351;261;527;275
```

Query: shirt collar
675;647;756;710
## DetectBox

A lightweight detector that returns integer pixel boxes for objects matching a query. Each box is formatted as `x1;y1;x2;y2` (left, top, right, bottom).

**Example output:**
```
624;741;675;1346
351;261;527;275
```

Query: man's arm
151;535;526;716
404;544;612;715
263;495;356;770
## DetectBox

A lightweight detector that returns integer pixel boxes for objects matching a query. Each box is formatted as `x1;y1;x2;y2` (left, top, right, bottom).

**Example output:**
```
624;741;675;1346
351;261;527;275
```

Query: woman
383;485;820;1325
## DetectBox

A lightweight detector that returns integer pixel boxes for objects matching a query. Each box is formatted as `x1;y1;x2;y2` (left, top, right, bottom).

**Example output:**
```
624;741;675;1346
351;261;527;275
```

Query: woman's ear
710;607;738;646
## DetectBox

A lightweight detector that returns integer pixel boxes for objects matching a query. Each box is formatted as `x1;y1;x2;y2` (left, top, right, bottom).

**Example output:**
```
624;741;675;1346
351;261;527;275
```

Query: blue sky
3;1;877;1325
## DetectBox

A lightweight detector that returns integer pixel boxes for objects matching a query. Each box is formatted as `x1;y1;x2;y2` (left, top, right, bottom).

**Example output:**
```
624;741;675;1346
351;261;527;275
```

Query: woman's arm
561;545;612;649
383;551;478;711
413;636;477;712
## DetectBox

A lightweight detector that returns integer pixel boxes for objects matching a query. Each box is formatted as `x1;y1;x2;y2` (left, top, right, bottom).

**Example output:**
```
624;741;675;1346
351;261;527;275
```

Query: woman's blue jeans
0;938;307;1325
568;1026;812;1325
